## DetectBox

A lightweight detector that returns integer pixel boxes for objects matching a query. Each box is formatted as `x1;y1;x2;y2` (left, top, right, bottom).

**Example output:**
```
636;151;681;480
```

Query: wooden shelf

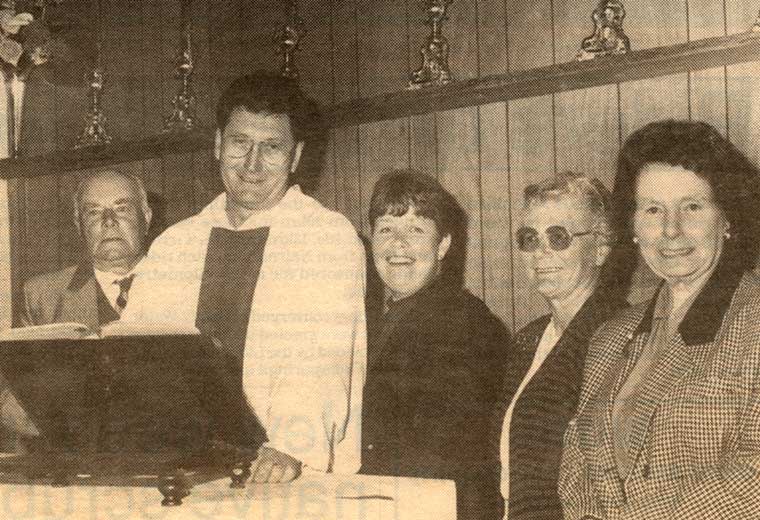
1;31;759;179
0;128;214;180
328;31;760;128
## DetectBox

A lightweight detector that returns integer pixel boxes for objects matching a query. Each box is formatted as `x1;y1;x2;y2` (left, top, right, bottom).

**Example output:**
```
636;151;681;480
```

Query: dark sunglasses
516;226;594;252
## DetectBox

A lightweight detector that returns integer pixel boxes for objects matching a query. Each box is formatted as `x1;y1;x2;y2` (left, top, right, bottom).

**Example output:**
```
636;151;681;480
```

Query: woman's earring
632;236;639;244
724;230;732;240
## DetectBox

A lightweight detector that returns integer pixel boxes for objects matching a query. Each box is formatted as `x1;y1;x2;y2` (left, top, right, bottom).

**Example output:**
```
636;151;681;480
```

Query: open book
0;321;201;342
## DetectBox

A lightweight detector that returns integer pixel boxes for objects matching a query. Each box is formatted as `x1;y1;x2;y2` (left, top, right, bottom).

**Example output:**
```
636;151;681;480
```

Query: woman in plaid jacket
558;120;760;519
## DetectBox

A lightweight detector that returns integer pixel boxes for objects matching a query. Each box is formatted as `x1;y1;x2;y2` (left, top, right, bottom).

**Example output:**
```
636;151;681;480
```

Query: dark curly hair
609;120;760;285
369;169;468;287
216;72;326;191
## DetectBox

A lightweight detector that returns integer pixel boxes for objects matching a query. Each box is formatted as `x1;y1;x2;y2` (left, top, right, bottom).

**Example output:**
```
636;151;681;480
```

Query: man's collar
204;185;304;229
68;259;143;292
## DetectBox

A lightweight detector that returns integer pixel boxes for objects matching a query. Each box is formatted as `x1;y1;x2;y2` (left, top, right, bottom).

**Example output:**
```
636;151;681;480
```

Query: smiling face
520;197;607;304
77;173;151;274
371;208;452;301
215;108;304;226
633;163;728;286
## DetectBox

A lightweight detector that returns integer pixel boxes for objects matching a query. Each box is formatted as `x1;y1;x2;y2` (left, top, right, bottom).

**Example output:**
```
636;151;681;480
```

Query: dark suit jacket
493;288;626;520
20;264;120;329
361;278;510;520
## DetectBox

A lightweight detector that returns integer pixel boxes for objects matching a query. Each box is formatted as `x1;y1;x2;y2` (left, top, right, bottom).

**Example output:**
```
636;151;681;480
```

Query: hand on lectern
250;446;302;483
0;389;39;437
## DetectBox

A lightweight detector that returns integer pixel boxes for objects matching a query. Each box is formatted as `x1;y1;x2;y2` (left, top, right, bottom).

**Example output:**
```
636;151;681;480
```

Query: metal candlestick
75;0;110;147
274;0;305;80
75;54;111;147
163;5;196;132
577;0;631;61
409;0;453;89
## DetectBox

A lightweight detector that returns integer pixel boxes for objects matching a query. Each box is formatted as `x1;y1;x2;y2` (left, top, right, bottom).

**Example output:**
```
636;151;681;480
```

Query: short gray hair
73;170;151;226
524;171;613;243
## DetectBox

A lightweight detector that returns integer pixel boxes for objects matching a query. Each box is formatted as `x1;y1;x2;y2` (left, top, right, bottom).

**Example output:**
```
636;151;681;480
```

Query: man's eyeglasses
223;138;285;160
515;226;594;252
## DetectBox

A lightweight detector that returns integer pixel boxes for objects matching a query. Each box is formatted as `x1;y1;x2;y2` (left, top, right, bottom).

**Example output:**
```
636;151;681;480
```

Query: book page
99;320;201;338
0;322;91;342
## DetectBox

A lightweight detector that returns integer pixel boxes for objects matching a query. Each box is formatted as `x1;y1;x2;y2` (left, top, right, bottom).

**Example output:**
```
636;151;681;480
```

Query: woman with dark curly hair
361;169;510;520
559;120;760;519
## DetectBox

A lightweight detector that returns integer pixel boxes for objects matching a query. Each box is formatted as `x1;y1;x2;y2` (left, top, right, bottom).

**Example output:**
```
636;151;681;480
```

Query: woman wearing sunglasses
559;120;760;519
495;171;627;520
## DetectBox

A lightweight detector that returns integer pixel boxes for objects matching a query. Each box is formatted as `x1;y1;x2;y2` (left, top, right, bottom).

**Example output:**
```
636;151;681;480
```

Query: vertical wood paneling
555;85;619;188
163;154;196;226
476;0;509;76
409;113;437;175
23;175;59;278
191;0;214;129
332;0;359;103
8;178;24;325
101;0;145;140
192;150;220;213
506;0;554;72
446;0;479;80
625;0;688;50
356;0;408;97
437;107;484;298
688;0;728;133
479;102;513;329
299;0;336;107
358;119;409;235
56;173;80;268
508;95;554;328
726;1;760;165
620;74;690;140
314;133;338;211
333;126;362;229
142;0;167;137
552;0;595;63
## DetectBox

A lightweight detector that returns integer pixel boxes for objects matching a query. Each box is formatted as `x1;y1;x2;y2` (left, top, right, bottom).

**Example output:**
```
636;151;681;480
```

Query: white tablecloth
0;473;455;520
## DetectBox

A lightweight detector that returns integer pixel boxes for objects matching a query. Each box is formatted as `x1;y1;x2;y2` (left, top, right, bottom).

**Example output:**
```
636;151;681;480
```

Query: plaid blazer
559;265;760;520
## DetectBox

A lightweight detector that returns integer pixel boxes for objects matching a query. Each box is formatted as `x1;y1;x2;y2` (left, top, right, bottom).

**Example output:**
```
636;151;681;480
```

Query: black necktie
114;274;135;314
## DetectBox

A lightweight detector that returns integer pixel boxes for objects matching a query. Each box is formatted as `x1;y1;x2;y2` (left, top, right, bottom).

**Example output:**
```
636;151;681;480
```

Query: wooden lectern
0;334;266;505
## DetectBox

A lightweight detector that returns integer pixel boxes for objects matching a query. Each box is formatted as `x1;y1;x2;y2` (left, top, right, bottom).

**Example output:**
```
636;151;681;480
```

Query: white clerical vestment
122;186;367;473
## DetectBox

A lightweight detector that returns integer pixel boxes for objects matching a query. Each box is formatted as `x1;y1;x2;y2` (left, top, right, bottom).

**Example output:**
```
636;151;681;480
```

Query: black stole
195;227;270;363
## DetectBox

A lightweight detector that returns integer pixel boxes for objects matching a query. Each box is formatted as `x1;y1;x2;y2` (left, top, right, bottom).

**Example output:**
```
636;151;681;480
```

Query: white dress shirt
93;267;136;311
122;186;367;473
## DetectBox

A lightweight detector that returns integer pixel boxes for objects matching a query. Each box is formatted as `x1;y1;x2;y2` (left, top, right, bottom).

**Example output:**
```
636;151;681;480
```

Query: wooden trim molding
0;31;758;179
0;128;214;180
328;31;760;127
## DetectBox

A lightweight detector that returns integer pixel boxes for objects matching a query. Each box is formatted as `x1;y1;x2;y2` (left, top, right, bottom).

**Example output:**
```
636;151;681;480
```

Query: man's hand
250;446;301;483
0;390;39;437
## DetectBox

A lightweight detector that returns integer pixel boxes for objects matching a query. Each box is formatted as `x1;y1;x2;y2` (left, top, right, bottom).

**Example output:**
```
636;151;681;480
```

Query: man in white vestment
122;73;366;482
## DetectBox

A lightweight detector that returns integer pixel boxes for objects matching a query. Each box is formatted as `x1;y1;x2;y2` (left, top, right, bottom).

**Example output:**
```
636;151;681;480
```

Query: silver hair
523;171;613;243
72;170;151;227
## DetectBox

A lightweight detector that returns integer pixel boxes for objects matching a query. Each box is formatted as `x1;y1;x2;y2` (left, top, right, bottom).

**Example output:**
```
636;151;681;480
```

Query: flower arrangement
0;0;71;80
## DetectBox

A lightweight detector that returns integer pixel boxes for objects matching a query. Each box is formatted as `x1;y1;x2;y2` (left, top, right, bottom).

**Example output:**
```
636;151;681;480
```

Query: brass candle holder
577;0;631;61
75;53;111;147
409;0;453;89
163;0;196;132
274;0;305;80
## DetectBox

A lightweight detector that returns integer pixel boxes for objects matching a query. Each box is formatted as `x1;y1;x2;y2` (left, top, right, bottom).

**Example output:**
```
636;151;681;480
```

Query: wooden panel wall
294;0;757;331
6;1;760;331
